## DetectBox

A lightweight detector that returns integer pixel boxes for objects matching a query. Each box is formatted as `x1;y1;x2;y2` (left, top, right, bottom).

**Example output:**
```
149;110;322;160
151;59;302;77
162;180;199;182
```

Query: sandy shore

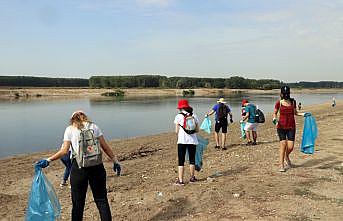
1;87;343;100
0;102;342;220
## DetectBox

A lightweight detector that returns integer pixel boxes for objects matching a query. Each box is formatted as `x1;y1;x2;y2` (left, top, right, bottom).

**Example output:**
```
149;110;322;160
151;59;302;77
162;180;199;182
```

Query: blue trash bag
200;117;212;134
240;122;246;139
186;135;209;171
26;166;61;221
300;114;318;154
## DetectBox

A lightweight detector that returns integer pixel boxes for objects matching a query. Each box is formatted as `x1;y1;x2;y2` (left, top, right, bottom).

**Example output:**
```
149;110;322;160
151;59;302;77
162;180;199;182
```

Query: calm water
0;92;341;157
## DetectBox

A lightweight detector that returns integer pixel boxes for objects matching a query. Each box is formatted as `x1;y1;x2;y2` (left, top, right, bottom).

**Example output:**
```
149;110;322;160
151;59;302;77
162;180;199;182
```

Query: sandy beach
1;87;343;100
0;101;342;220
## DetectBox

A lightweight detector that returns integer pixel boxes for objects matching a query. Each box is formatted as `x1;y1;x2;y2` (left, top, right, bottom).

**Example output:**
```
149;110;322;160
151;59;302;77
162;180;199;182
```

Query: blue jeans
60;151;72;182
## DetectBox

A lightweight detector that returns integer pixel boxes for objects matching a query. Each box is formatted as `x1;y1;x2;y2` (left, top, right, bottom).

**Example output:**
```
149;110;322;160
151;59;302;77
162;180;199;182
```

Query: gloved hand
304;112;312;117
36;159;49;168
113;162;121;176
230;118;233;123
272;118;278;125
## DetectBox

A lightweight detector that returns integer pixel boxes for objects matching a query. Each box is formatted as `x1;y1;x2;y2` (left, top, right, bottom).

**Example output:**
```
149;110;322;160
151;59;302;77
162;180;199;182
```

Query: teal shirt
245;104;256;123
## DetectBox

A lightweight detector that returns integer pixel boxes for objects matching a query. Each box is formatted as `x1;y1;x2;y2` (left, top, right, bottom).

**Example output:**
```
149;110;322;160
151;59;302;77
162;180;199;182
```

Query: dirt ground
0;102;342;221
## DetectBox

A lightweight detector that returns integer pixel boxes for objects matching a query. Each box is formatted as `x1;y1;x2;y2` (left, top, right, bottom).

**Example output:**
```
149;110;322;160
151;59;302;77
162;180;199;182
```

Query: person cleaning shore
205;98;233;150
241;99;258;145
273;86;306;172
36;110;121;221
174;99;199;185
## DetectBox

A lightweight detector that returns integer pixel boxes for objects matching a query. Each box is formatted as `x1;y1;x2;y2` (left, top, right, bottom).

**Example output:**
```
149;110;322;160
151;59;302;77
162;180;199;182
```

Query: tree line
89;75;283;89
0;76;89;87
289;81;343;88
0;75;342;89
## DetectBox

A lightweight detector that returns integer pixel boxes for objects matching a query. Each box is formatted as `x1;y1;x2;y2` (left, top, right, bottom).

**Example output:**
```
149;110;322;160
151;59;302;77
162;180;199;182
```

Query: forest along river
0;92;341;157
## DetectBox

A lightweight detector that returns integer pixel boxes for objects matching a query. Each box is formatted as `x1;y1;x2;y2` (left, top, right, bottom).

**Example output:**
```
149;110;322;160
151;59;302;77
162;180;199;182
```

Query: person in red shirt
273;86;305;172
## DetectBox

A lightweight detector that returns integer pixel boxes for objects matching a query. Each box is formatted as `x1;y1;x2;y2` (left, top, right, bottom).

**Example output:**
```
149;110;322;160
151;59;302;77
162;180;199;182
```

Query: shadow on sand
148;197;191;221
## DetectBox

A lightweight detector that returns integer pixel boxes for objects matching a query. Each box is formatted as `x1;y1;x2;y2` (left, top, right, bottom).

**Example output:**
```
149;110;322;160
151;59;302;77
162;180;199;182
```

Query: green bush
182;89;195;97
101;89;125;97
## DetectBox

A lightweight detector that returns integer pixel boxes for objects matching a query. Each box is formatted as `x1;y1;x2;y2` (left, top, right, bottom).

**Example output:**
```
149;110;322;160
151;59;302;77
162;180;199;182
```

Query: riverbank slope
1;87;343;99
0;102;342;220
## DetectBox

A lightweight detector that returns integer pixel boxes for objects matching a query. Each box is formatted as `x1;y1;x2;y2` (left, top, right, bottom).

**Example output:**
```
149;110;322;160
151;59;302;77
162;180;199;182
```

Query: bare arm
98;135;119;163
273;108;279;119
47;141;70;162
175;123;180;134
243;111;249;121
206;109;215;116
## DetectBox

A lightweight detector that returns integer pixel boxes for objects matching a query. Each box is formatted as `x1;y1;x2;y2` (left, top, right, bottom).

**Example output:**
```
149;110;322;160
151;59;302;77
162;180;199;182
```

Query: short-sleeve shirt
63;122;103;157
275;100;296;129
212;104;231;121
174;113;199;145
245;104;256;123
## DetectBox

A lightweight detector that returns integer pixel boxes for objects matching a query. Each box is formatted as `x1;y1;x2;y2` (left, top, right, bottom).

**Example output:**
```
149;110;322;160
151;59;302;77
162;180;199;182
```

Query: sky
0;0;342;82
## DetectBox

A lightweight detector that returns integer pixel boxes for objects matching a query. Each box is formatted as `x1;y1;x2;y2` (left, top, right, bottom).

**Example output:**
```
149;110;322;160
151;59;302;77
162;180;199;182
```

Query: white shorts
244;122;258;131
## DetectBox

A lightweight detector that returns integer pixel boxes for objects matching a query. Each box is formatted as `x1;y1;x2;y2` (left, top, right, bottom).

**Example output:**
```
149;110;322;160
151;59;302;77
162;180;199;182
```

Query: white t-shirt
63;122;103;157
174;113;199;145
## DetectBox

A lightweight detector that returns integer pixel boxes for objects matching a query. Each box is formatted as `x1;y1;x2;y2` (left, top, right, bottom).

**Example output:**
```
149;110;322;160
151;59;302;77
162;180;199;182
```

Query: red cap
241;99;248;106
177;99;191;109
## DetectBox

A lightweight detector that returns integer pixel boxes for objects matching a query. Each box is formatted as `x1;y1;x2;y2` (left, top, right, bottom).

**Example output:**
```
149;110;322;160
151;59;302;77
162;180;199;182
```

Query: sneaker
246;141;253;146
214;145;220;149
221;146;227;150
60;181;68;187
189;176;197;183
278;167;286;172
175;179;185;186
252;142;257;146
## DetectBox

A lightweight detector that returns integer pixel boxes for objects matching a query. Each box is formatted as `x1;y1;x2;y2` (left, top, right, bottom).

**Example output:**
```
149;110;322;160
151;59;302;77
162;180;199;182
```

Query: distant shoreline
1;87;342;100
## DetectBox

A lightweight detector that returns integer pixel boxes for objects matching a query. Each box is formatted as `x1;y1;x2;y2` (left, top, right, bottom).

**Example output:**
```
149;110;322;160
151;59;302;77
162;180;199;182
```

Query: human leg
279;141;287;171
277;129;288;172
88;164;112;221
177;144;187;183
285;129;296;167
214;122;221;147
221;121;228;149
252;131;257;144
187;145;196;178
70;161;89;221
244;123;252;144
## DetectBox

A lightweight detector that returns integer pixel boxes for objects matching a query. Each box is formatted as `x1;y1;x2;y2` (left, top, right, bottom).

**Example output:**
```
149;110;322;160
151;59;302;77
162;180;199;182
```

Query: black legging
178;144;196;166
70;161;112;221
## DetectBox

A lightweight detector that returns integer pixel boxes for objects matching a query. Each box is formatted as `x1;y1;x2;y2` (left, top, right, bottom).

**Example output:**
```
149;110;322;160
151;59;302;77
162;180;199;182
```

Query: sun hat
71;110;85;119
241;99;249;107
177;100;191;109
217;98;227;104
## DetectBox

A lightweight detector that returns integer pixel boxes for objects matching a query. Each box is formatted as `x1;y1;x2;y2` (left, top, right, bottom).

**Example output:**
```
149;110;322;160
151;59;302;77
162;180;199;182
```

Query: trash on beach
207;177;215;182
233;193;240;198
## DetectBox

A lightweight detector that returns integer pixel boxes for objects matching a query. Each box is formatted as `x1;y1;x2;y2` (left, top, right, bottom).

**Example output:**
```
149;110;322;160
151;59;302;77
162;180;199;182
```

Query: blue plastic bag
200;117;212;134
240;122;246;139
186;135;209;171
26;166;61;221
300;114;318;154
